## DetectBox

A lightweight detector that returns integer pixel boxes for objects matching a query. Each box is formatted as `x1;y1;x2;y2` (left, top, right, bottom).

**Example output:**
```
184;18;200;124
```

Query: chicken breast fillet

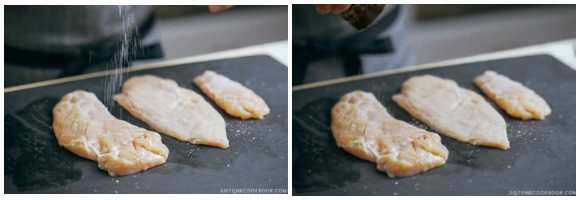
53;90;169;176
194;70;270;119
114;75;228;149
474;70;551;120
393;75;509;150
331;91;449;177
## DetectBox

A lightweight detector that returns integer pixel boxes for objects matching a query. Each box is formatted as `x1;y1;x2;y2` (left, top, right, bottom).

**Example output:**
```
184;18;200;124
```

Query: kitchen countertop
292;39;575;195
5;40;288;93
149;40;288;68
429;38;575;69
3;41;289;193
4;55;289;194
292;54;575;195
293;38;575;91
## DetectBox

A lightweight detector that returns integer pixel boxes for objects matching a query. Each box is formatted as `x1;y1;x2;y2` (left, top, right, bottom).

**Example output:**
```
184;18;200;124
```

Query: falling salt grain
507;165;511;169
394;181;398;185
115;191;118;194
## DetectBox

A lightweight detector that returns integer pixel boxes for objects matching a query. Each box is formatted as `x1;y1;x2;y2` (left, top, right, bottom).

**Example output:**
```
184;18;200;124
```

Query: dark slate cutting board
4;55;288;194
292;54;575;196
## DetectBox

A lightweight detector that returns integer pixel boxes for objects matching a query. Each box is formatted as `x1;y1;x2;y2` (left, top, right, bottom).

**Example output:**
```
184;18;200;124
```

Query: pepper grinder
342;4;387;31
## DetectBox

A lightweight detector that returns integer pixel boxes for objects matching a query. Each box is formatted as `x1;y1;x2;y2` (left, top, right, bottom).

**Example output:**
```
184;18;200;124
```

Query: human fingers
316;4;332;14
208;5;234;13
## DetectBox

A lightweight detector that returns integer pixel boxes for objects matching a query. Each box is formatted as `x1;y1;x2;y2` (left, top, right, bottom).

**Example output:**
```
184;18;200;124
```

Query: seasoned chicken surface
114;75;228;149
53;90;169;176
393;75;509;150
331;91;449;177
474;70;551;120
194;70;270;119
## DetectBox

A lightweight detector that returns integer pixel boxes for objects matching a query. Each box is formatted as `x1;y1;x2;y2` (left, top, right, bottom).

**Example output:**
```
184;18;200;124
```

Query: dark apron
292;5;400;86
4;13;164;78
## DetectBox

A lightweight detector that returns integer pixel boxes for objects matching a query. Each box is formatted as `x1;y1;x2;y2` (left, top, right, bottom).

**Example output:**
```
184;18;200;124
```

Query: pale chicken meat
114;75;228;149
53;90;169;176
331;91;449;177
392;75;509;150
474;70;551;120
194;70;270;119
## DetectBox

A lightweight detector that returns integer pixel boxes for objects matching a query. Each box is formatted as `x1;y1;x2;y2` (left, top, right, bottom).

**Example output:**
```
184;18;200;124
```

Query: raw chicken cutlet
114;75;228;149
392;75;509;150
53;90;169;176
331;91;449;177
194;70;270;119
474;70;551;120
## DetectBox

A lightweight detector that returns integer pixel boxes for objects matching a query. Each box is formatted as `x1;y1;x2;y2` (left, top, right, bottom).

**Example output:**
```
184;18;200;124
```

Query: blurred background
292;4;575;85
4;5;288;87
154;5;287;60
406;4;575;64
4;5;575;87
158;4;573;63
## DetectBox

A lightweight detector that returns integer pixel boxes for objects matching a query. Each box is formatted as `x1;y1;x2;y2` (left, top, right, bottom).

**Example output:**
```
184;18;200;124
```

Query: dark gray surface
292;55;575;196
4;55;288;194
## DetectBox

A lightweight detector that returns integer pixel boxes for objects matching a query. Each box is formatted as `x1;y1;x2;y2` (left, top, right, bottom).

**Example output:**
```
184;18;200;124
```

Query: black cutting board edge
4;55;289;194
292;54;576;195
